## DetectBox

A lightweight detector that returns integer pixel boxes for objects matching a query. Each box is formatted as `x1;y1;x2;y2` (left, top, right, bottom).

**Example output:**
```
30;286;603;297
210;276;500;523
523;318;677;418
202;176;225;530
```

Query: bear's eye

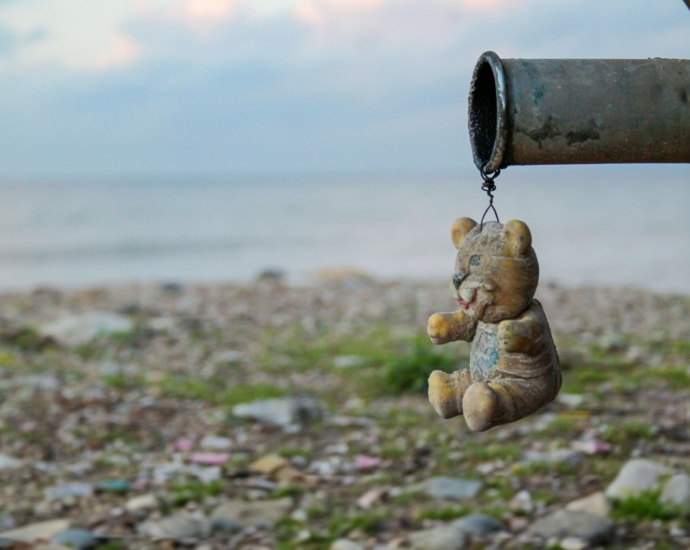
469;255;482;267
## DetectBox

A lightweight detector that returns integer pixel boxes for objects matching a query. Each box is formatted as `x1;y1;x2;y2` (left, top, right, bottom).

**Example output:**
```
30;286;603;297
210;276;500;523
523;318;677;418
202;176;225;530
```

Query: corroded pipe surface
469;52;690;173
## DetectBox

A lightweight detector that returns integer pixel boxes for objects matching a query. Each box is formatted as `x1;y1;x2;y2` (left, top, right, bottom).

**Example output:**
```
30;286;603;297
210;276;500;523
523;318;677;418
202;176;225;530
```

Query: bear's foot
428;369;471;419
463;383;500;432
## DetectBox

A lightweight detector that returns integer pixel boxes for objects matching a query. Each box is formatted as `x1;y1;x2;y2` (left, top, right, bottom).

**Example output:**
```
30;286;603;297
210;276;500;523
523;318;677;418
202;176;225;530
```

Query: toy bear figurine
427;217;561;432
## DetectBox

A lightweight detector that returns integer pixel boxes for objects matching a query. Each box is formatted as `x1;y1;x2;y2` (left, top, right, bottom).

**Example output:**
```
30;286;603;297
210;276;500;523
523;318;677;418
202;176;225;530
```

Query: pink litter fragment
572;439;613;455
173;439;194;451
190;452;230;465
355;455;381;470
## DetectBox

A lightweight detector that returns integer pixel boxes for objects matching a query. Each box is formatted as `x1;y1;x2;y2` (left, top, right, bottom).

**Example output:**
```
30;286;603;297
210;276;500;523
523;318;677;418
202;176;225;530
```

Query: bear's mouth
458;295;478;310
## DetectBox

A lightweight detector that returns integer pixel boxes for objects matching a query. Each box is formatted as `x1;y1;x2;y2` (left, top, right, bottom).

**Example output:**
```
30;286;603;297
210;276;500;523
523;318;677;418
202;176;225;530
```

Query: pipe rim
468;51;507;173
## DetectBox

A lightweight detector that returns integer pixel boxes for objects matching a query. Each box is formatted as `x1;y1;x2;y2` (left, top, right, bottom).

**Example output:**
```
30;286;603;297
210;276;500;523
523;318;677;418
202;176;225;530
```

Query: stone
39;312;133;346
566;492;612;518
453;514;503;536
210;498;292;528
660;473;690;512
523;449;585;467
44;483;94;501
424;477;483;501
0;455;21;470
95;479;130;494
51;529;99;550
331;540;365;550
559;537;590;550
250;454;289;476
125;494;159;512
232;397;325;429
510;490;534;514
0;519;71;542
605;459;670;500
357;488;387;510
210;518;243;534
137;512;209;540
200;435;232;450
529;510;614;545
333;356;367;369
409;525;468;550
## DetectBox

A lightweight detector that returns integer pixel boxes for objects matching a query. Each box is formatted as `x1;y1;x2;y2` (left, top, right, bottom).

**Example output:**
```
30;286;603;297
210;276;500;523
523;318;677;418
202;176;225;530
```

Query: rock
44;483;94;502
523;449;585;467
557;394;586;408
453;514;503;536
232;397;325;429
0;517;14;532
530;510;614;545
95;479;130;494
409;525;468;550
137;512;209;540
0;455;21;470
605;459;670;500
357;488;387;510
250;454;289;476
0;519;71;542
566;492;612;518
39;312;133;346
331;540;365;550
424;477;483;501
559;537;590;550
510;490;534;514
51;530;99;550
660;473;690;512
125;494;159;512
200;435;232;450
210;518;242;534
211;498;292;528
333;356;367;369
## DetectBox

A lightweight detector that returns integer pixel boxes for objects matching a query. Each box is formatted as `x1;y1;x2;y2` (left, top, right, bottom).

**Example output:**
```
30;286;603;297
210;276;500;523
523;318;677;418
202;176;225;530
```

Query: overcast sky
0;0;688;177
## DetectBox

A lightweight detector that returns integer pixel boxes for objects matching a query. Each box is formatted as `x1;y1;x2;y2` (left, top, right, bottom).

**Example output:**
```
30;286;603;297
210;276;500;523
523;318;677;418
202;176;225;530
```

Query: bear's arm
498;301;549;355
427;310;478;345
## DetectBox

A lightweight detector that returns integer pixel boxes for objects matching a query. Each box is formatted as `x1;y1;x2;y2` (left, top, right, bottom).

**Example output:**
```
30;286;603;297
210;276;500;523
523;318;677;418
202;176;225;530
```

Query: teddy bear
426;217;561;432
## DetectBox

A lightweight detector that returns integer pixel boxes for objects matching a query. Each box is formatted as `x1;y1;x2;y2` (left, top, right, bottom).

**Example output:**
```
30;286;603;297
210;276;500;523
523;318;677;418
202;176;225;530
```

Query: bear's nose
452;270;468;290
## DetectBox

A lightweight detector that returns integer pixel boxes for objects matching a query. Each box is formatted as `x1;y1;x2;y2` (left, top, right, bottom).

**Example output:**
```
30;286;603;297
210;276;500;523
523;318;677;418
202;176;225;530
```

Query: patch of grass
272;484;306;500
602;420;652;447
160;376;285;407
97;541;127;550
279;446;312;461
328;511;390;538
647;367;690;389
2;326;54;353
385;343;460;395
103;373;147;392
612;489;683;522
165;479;226;508
419;505;472;521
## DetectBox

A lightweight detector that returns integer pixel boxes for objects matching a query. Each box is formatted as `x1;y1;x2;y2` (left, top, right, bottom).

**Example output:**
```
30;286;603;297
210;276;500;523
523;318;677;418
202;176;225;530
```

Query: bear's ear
503;220;532;256
451;217;478;249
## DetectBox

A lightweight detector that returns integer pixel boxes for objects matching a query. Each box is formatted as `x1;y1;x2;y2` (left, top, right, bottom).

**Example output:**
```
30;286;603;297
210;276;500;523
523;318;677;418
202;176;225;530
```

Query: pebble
0;519;71;542
232;397;325;429
408;525;468;550
424;477;483;501
250;454;289;476
331;540;365;550
210;498;292;528
530;510;614;545
510;490;534;514
137;512;209;540
660;473;690;511
453;514;503;536
95;479;130;494
523;449;585;467
51;529;99;550
199;435;232;450
566;492;612;518
190;452;229;465
210;518;242;534
559;537;590;550
45;483;94;502
605;459;670;500
125;494;159;512
39;312;133;346
0;455;21;470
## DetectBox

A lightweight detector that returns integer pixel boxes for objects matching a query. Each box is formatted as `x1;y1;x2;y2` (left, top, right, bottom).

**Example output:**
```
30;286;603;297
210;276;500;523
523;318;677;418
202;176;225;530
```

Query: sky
0;0;688;177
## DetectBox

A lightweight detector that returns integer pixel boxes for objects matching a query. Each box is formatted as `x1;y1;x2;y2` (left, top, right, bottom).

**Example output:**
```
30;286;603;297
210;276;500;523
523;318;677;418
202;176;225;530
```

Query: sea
0;166;687;294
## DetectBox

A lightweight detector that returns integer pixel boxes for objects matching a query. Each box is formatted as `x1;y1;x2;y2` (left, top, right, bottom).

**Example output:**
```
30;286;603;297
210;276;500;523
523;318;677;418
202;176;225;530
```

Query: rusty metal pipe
468;52;690;173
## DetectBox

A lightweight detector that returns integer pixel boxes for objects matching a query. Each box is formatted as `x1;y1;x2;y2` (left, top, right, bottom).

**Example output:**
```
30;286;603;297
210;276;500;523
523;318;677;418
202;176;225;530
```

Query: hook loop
479;168;500;229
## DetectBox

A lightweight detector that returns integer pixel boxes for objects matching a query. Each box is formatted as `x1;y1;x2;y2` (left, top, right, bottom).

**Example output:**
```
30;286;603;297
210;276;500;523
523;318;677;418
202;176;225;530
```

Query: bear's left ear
503;220;532;256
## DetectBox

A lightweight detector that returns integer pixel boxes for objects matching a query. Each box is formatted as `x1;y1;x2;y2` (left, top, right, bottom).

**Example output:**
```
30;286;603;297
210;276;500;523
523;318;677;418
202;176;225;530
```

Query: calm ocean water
0;168;688;294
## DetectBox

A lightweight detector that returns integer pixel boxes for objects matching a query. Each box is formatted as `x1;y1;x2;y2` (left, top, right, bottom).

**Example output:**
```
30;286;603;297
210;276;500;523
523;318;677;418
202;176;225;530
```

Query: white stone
409;525;468;550
0;519;70;542
0;454;22;470
330;540;364;550
660;473;690;511
199;435;232;450
40;312;133;346
566;492;612;518
605;459;670;500
559;536;590;550
125;494;159;512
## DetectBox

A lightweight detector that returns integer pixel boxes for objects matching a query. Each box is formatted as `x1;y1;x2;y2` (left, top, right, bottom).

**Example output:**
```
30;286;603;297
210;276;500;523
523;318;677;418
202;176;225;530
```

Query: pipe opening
468;53;503;172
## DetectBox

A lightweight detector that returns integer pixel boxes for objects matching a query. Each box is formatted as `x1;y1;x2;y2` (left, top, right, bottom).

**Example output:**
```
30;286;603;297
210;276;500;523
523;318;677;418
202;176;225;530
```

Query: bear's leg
428;369;472;419
463;374;560;431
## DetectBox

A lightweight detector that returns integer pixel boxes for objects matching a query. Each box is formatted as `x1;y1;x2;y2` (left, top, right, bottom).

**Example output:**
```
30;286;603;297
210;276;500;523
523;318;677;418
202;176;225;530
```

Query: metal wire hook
479;168;501;229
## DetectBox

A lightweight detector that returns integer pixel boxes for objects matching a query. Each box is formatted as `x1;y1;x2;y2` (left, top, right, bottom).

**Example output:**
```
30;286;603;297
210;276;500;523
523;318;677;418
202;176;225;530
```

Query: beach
0;275;688;548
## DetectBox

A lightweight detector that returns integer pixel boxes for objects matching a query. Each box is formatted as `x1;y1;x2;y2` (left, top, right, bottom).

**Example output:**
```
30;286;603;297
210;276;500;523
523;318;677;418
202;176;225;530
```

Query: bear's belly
470;322;499;382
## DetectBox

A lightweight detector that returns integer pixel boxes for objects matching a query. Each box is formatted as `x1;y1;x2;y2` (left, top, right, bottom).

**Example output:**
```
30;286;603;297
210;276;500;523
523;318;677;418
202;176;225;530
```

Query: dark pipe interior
469;59;498;171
